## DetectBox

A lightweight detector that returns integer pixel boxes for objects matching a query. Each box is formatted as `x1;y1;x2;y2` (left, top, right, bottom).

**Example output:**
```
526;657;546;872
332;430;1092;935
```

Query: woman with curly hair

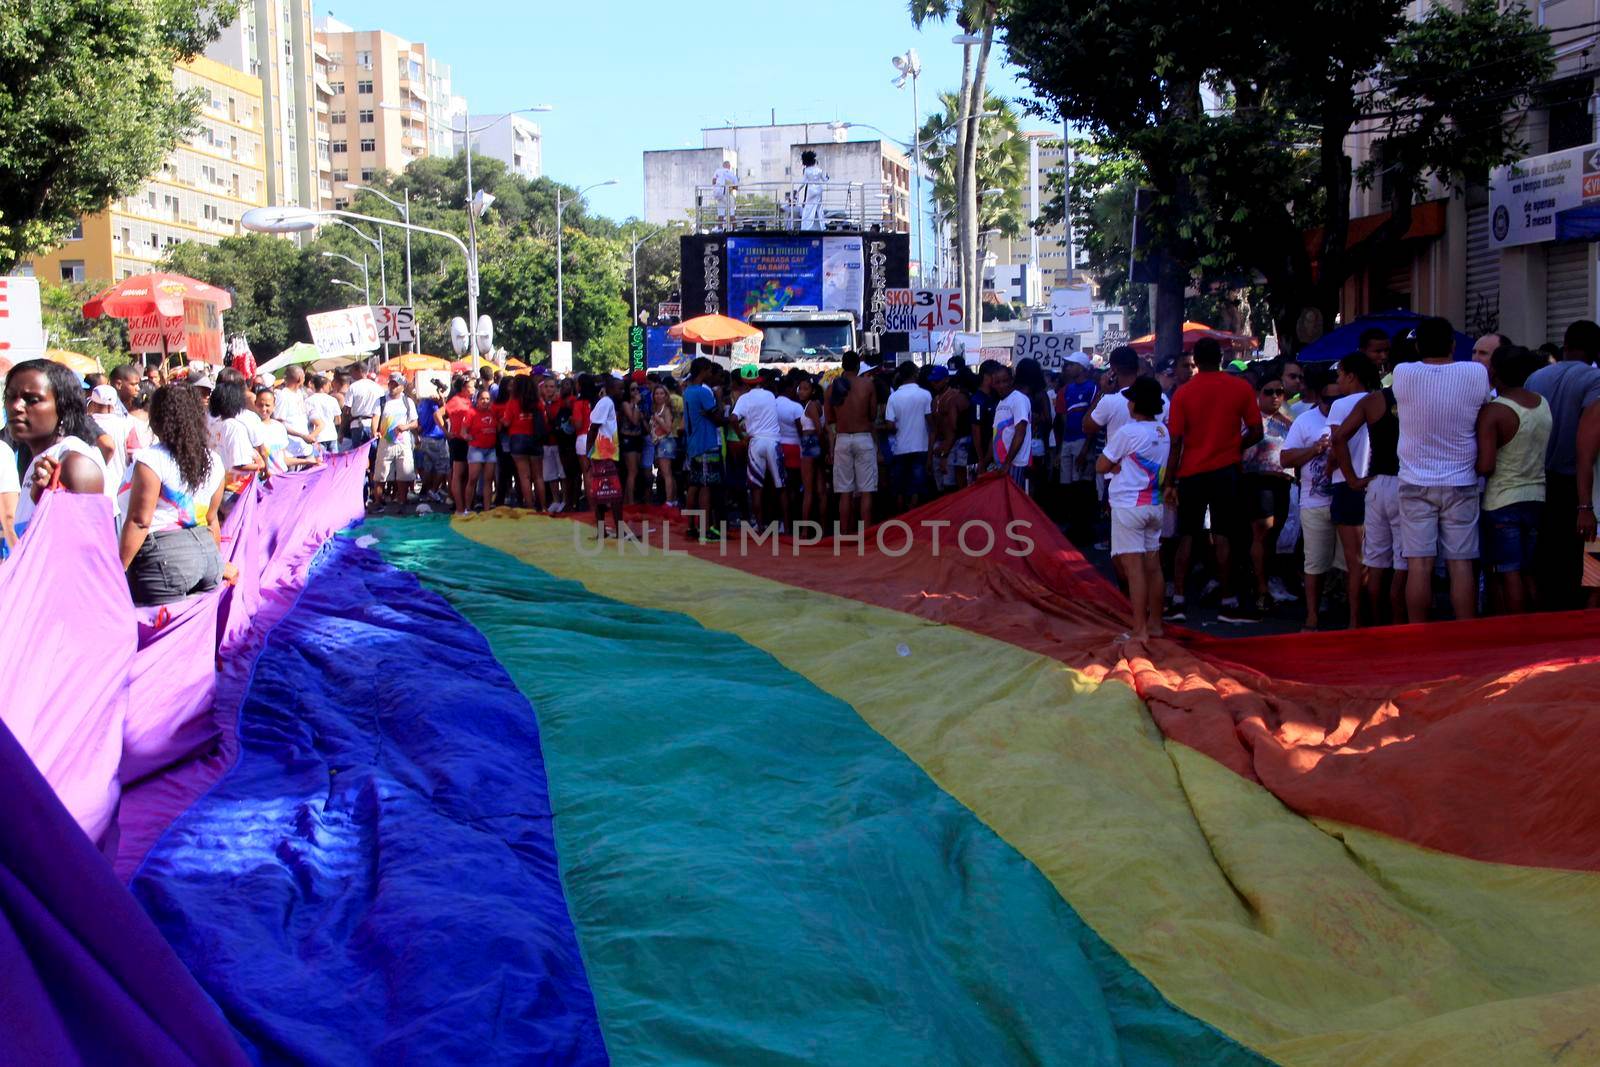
119;383;227;606
3;358;112;543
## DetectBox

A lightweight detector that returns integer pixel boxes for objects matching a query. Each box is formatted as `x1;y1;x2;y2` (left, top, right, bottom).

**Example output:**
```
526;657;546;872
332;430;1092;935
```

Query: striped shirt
1392;361;1492;487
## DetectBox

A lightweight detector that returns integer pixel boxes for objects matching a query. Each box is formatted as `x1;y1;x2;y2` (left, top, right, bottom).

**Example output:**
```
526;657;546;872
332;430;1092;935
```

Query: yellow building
28;56;268;285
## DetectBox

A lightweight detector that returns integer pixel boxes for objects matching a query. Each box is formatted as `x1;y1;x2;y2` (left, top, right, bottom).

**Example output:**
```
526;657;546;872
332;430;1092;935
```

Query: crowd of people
7;312;1599;636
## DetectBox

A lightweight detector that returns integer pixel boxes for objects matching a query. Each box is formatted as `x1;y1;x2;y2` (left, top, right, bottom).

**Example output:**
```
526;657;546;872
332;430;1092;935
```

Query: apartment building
204;0;324;209
458;114;542;180
27;58;267;284
988;131;1073;305
1337;1;1600;345
316;18;438;207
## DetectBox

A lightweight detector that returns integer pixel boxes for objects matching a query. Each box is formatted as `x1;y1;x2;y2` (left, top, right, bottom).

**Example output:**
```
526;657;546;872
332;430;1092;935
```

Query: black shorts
620;433;646;454
507;433;537;456
447;437;469;464
1244;473;1290;524
1330;481;1366;526
1177;464;1242;537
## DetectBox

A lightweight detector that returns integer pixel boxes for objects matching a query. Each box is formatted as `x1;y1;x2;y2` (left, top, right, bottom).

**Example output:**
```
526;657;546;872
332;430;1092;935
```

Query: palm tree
910;0;1001;329
918;92;1027;240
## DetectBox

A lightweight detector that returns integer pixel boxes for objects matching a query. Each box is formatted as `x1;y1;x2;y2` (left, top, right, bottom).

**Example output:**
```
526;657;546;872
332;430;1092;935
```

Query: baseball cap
1065;352;1093;371
89;384;118;406
737;364;761;380
189;373;217;392
388;373;406;385
927;366;950;383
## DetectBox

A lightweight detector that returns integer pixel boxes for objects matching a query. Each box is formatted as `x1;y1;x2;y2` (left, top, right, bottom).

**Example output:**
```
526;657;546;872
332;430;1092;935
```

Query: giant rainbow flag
3;468;1599;1064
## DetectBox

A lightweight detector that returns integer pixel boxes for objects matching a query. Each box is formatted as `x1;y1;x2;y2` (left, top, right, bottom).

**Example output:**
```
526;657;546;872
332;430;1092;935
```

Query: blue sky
325;0;1045;221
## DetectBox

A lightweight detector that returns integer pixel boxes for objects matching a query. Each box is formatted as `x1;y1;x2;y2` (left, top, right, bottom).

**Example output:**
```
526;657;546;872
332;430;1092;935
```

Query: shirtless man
827;351;879;531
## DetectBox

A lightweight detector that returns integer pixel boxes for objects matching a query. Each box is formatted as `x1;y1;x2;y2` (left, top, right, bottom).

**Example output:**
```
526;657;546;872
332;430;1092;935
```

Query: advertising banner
822;236;864;318
678;235;728;320
1489;143;1600;248
307;306;380;357
646;326;682;369
182;299;224;364
373;305;417;345
1049;286;1095;334
727;237;824;320
128;313;186;356
628;325;647;373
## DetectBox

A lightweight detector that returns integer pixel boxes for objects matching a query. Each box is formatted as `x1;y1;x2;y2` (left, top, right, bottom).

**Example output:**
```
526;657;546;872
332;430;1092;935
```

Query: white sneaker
549;501;564;514
1268;578;1298;604
1220;595;1239;610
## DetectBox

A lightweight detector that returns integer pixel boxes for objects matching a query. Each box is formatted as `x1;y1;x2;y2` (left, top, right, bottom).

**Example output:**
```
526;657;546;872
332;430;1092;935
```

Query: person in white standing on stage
712;160;739;231
799;150;829;231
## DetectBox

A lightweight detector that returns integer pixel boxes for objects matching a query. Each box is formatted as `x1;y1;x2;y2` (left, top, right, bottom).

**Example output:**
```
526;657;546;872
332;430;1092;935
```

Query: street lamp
891;49;925;283
320;250;370;305
329;219;387;307
346;182;414;325
242;204;481;364
379;102;556;364
330;278;364;298
627;225;667;323
556;178;619;343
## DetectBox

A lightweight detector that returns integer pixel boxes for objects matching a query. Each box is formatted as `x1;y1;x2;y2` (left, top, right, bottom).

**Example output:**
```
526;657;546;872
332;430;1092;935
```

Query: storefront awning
1304;199;1448;266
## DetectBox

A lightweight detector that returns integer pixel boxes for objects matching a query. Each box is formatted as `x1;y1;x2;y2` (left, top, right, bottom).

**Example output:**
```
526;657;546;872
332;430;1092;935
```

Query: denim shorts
1483;500;1543;574
507;434;537;457
467;446;497;464
654;435;680;461
126;526;222;607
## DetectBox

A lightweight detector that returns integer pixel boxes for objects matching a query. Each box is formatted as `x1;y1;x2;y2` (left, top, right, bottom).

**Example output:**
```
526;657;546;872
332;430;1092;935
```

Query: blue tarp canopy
1297;309;1473;363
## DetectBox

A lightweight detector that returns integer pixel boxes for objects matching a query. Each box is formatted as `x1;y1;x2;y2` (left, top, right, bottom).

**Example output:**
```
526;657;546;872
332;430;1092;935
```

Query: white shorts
1362;474;1407;571
833;432;878;494
375;442;414;483
746;437;783;488
542;445;564;482
1111;504;1164;557
1301;505;1347;575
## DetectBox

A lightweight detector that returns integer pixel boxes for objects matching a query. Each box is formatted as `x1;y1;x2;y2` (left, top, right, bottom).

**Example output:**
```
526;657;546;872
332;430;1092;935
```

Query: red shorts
780;443;801;470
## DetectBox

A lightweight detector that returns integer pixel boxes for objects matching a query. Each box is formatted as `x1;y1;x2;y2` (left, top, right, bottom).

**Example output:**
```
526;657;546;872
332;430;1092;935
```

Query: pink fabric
0;449;370;873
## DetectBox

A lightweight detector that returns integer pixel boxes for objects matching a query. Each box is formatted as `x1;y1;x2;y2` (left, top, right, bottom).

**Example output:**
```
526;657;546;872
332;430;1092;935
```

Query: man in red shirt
1164;337;1264;620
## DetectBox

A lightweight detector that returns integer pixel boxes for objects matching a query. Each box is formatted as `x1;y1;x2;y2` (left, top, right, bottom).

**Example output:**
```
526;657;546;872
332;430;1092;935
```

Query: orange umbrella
45;349;101;376
82;272;232;319
375;354;452;378
1129;321;1254;354
667;313;760;346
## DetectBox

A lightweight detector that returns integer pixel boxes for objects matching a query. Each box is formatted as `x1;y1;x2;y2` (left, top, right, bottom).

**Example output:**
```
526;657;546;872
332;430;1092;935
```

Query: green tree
0;0;237;269
1004;0;1552;352
918;92;1028;241
40;280;127;367
164;234;329;355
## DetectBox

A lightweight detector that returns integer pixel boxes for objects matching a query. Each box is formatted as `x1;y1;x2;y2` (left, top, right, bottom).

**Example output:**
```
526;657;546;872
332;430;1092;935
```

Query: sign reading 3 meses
1489;143;1600;249
884;288;963;333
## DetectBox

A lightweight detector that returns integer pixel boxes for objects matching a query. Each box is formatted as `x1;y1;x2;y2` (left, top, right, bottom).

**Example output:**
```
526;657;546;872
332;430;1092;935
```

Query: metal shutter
1546;241;1592;347
1464;203;1499;334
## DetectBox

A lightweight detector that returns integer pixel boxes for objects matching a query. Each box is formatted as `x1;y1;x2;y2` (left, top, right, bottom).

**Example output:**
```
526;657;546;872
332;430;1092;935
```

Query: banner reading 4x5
885;289;963;334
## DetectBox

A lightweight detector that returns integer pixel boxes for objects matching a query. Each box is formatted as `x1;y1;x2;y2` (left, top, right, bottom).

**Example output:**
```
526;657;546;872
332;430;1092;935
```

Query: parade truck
677;178;912;369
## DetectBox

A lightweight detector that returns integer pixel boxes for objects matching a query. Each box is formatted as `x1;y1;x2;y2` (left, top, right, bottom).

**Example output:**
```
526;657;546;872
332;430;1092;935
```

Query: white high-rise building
457;114;541;180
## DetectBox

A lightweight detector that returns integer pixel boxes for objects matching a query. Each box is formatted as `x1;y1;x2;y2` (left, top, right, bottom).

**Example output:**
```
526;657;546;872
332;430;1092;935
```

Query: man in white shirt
306;373;342;453
344;363;385;450
274;365;316;457
884;361;933;510
711;160;738;230
1281;370;1344;631
371;374;418;511
731;370;787;530
1392;316;1492;621
772;378;806;513
990;365;1033;492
